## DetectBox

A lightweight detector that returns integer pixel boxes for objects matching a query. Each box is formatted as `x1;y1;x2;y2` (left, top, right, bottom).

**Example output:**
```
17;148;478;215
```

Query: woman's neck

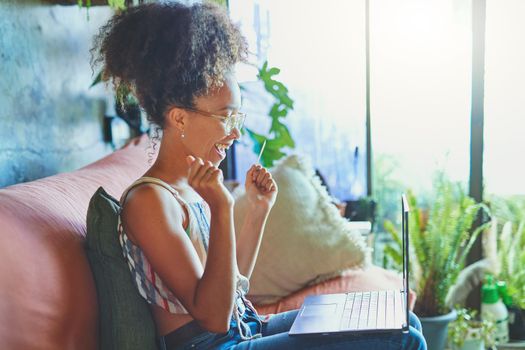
143;134;189;189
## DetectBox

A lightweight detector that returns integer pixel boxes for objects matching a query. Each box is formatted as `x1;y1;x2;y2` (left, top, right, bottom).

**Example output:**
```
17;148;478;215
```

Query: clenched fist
245;164;278;210
186;155;234;209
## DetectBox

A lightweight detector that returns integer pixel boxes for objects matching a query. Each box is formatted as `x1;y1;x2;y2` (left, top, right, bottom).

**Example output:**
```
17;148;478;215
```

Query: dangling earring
181;130;185;138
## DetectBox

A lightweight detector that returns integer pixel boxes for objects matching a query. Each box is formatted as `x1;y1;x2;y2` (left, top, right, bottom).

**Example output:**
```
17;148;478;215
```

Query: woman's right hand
186;155;234;210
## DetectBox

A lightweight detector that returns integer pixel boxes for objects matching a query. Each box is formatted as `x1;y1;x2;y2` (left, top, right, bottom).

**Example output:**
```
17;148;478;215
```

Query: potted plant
448;308;495;350
484;195;525;340
383;174;491;350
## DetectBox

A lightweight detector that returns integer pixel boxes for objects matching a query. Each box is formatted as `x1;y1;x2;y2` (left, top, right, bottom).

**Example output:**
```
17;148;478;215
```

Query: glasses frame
181;107;246;134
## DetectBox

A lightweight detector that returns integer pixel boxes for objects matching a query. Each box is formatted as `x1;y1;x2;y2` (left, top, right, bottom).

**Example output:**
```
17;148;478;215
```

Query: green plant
489;218;525;309
383;174;491;316
373;153;405;230
244;61;295;167
77;0;140;20
499;222;525;309
448;308;495;349
209;0;228;7
86;0;146;135
483;195;525;309
488;195;525;228
91;69;144;139
77;0;127;10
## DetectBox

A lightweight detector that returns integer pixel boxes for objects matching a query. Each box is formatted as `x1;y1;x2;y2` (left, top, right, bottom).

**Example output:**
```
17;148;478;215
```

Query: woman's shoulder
120;182;189;244
121;183;185;225
123;181;173;206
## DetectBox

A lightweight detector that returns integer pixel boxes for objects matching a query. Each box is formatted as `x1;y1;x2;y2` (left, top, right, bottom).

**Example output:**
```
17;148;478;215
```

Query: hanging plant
91;70;145;138
89;0;146;139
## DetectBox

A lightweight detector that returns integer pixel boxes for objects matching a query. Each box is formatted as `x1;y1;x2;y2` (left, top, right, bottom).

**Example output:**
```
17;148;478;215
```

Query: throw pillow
85;187;158;350
233;155;372;304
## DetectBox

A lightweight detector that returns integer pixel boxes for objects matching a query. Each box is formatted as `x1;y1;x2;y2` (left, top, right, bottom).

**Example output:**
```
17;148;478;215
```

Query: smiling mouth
215;143;231;157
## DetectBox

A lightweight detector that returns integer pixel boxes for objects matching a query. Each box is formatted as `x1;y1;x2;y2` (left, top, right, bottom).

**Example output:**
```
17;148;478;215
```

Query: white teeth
215;143;230;151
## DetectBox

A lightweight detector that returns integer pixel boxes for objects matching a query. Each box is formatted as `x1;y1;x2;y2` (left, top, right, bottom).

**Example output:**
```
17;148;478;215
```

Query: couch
0;135;411;350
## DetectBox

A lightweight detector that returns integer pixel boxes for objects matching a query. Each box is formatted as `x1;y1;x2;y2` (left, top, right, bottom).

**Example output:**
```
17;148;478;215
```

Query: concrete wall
0;0;114;188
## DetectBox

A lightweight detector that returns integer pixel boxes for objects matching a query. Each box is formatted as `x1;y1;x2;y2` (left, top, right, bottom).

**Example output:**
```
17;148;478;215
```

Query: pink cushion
0;136;152;350
254;266;416;315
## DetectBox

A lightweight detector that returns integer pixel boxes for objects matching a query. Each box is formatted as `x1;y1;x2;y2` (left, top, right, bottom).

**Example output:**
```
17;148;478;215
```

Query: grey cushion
86;187;158;350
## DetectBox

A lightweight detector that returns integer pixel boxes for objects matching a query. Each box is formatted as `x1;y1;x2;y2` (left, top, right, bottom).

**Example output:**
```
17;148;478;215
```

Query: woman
93;2;426;349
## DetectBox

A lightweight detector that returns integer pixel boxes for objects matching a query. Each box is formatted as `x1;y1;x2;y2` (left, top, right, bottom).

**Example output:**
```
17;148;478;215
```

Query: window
371;0;472;226
484;0;525;198
230;0;368;200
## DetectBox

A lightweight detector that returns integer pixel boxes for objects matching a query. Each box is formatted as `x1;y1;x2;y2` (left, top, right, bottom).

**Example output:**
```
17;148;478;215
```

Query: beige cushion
233;155;371;304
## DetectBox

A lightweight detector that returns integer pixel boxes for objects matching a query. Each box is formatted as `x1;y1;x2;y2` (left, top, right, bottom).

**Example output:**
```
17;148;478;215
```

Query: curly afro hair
91;2;248;128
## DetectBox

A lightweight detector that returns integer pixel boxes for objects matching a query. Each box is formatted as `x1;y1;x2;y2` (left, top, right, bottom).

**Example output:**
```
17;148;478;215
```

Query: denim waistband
159;296;262;349
159;320;209;350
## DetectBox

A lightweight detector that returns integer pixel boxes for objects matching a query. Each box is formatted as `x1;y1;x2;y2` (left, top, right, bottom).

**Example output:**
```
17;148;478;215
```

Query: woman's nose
230;126;241;140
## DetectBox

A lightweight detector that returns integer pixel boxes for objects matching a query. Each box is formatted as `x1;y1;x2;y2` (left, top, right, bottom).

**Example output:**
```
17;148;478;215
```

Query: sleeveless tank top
117;176;249;314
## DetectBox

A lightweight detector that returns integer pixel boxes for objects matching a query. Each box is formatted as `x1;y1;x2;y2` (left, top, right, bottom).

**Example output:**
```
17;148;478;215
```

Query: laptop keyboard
340;290;403;331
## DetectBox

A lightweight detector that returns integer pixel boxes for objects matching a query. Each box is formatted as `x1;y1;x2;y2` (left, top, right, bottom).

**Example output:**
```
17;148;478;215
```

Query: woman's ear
166;107;186;132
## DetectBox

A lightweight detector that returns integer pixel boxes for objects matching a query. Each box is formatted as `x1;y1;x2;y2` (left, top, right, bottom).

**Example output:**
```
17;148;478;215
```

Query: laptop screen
401;194;410;332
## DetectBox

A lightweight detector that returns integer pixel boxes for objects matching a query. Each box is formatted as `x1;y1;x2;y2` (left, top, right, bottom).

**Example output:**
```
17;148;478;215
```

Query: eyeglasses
181;107;246;134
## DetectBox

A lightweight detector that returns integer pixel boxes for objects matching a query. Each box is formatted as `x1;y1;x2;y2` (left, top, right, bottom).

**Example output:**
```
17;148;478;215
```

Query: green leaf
384;219;402;247
245;128;267;145
268;67;280;76
89;70;103;88
108;0;126;10
269;103;288;119
384;245;403;271
247;60;295;166
260;61;268;75
270;123;295;148
261;147;286;167
207;0;228;7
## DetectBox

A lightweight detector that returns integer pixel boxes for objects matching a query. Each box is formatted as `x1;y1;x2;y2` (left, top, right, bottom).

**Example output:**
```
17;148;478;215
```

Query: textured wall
0;0;114;188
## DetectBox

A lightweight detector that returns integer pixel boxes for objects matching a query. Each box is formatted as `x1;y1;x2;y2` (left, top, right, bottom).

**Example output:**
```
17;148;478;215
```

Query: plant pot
420;309;457;350
509;306;525;340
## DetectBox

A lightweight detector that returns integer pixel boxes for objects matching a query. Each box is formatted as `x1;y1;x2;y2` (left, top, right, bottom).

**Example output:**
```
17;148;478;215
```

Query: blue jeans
228;310;426;350
165;308;426;350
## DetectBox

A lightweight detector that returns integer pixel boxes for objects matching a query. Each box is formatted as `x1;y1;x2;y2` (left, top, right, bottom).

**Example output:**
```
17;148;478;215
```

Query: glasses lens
225;112;245;133
234;112;245;130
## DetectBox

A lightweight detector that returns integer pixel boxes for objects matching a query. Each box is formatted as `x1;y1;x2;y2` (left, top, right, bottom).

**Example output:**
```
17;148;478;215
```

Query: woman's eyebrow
218;104;240;112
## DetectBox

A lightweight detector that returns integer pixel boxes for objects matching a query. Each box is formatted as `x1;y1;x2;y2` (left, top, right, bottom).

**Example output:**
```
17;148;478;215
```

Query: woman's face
182;74;242;166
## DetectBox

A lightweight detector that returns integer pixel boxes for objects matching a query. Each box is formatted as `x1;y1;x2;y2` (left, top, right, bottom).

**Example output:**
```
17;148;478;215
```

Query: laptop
289;194;410;336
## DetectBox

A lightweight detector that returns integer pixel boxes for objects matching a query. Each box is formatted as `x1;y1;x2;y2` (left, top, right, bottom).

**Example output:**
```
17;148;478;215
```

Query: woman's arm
236;204;271;278
122;158;237;333
195;201;237;331
236;164;277;279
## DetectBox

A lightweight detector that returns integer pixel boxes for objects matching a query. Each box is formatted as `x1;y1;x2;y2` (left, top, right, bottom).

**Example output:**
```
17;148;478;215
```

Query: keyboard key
367;291;379;328
358;292;371;329
348;292;362;330
385;290;396;329
376;290;386;329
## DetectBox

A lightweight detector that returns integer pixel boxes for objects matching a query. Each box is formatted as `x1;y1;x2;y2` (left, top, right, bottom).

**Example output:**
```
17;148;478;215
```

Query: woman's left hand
244;164;278;210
